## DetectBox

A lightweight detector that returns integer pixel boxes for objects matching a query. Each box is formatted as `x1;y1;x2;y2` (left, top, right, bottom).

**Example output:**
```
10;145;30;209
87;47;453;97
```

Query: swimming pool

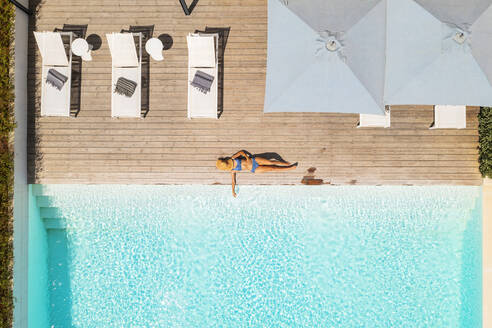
29;185;481;327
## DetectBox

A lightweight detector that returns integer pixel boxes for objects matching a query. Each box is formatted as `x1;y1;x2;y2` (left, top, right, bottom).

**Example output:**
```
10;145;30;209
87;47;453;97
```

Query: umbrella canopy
264;0;387;114
385;0;492;106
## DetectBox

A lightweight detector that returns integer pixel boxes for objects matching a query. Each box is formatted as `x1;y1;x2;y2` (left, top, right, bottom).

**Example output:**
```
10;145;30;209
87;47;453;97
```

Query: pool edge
483;178;492;328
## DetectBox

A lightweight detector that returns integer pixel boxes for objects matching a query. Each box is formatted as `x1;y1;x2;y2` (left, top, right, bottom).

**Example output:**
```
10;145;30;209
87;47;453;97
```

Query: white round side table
71;38;92;61
145;38;164;61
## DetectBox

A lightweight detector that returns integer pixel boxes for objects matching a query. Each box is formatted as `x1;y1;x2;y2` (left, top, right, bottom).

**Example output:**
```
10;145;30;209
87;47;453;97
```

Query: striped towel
114;77;137;97
46;69;68;90
191;70;214;94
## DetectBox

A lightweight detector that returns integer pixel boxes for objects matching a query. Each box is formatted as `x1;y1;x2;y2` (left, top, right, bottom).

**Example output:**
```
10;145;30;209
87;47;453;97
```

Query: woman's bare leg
254;157;291;166
254;164;298;173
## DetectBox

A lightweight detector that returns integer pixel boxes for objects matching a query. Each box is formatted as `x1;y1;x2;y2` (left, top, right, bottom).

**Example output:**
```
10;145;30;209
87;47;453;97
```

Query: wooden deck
27;0;482;185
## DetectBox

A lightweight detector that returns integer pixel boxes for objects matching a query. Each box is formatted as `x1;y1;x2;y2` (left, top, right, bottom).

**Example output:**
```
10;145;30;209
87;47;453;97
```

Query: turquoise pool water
31;185;481;327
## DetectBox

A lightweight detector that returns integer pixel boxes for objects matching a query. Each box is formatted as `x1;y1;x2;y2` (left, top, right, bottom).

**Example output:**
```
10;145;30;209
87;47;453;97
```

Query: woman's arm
231;172;237;197
231;150;248;159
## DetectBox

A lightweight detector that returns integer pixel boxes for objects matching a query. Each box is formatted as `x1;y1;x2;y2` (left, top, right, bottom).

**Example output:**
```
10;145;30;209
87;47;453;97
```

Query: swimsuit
251;157;259;173
232;157;259;173
232;158;242;171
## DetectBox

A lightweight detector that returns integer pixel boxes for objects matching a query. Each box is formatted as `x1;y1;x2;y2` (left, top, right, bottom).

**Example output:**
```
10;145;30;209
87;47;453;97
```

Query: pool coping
483;178;492;328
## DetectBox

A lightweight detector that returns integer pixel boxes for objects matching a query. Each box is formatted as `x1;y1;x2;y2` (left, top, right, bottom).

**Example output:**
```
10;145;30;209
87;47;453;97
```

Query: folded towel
191;70;214;94
114;77;137;97
46;69;68;90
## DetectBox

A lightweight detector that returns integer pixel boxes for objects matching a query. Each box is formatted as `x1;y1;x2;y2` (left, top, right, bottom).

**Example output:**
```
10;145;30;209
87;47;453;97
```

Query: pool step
43;217;66;230
40;205;66;230
35;195;67;230
40;207;64;219
31;184;47;197
36;195;53;208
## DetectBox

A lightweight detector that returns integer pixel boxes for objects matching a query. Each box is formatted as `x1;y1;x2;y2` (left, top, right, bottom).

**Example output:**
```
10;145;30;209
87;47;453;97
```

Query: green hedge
479;107;492;178
0;1;15;326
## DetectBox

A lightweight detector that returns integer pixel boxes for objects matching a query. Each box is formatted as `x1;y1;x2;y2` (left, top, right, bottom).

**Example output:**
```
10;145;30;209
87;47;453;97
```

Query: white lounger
106;33;142;118
187;33;219;119
430;105;466;129
34;31;73;117
357;108;391;128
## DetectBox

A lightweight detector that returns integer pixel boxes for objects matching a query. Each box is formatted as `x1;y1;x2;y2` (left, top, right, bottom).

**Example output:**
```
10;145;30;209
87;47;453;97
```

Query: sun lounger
34;31;73;117
430;105;466;129
187;33;218;119
357;108;391;128
106;32;142;118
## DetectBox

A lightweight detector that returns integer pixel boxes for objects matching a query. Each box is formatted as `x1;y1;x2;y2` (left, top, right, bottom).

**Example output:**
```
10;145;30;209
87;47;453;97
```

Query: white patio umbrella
264;0;387;114
385;0;492;106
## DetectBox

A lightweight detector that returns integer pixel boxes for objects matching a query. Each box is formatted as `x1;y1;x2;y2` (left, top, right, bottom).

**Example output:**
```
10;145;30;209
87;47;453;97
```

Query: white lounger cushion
430;105;466;129
34;32;69;66
188;67;218;118
112;67;141;117
106;33;139;67
34;31;72;117
106;33;141;117
41;66;71;116
187;33;218;119
358;110;390;128
187;34;216;68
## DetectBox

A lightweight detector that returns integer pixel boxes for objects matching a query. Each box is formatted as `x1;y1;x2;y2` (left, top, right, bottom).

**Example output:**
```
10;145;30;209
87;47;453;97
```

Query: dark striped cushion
114;77;137;97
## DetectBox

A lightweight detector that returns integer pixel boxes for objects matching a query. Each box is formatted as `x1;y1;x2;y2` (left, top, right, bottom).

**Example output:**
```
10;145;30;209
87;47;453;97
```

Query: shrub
479;107;492;178
0;0;15;326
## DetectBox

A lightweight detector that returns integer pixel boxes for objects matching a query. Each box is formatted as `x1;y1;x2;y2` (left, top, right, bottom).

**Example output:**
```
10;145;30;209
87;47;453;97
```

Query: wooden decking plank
27;0;482;186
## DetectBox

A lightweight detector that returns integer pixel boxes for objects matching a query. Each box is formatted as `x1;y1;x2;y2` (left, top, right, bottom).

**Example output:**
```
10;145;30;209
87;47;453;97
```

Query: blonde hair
216;158;234;171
